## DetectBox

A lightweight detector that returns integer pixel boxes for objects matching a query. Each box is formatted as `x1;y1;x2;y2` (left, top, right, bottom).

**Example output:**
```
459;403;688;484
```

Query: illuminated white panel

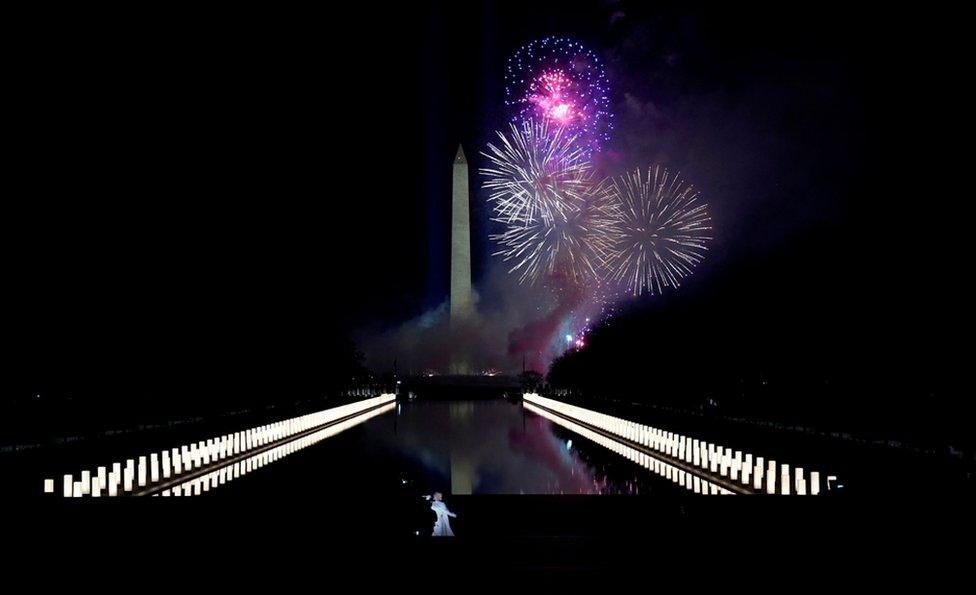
795;468;806;495
97;467;107;492
124;460;135;492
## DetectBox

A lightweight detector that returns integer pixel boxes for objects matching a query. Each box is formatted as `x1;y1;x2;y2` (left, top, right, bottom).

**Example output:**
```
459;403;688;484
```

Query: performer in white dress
428;491;457;537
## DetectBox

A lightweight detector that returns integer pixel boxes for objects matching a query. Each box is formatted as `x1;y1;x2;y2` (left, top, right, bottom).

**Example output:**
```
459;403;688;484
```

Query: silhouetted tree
518;370;543;392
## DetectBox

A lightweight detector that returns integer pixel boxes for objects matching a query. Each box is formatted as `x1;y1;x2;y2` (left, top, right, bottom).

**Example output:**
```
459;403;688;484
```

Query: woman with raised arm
427;491;457;536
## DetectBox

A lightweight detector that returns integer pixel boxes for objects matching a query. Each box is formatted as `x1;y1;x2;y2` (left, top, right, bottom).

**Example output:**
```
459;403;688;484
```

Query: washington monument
450;145;473;324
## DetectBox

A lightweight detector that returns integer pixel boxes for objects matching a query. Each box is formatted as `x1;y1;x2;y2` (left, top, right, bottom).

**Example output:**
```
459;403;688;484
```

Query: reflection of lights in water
524;402;732;495
50;394;397;498
389;401;597;494
159;403;396;496
449;401;476;420
526;393;827;495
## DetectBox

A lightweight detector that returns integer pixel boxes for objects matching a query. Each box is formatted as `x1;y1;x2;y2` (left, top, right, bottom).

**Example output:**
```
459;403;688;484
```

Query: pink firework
529;70;583;125
505;37;613;154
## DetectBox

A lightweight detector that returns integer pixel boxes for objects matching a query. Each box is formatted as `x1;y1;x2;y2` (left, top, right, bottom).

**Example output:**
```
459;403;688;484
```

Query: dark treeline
548;221;968;455
3;322;373;447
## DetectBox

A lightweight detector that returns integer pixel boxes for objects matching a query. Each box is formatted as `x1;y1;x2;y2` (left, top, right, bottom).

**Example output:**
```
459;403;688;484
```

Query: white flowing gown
431;501;457;537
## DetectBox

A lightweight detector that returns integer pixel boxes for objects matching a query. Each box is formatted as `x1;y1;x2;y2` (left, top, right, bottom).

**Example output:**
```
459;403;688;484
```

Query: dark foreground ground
5;493;974;583
5;401;974;580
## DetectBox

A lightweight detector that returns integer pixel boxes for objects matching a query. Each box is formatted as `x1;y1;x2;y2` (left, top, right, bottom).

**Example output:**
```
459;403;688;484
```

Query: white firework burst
606;166;712;296
479;119;591;226
491;172;617;286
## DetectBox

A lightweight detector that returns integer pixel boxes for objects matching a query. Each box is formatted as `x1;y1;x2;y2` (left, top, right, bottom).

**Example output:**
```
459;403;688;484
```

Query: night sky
5;3;966;399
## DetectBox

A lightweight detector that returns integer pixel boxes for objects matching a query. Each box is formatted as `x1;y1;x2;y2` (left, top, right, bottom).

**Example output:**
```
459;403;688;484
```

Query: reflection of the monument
381;400;669;495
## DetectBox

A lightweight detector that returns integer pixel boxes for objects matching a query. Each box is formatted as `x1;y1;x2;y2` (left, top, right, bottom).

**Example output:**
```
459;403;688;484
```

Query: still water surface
218;399;676;496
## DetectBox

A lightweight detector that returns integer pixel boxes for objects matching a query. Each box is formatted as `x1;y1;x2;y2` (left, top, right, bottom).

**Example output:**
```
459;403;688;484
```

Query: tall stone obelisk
450;145;473;324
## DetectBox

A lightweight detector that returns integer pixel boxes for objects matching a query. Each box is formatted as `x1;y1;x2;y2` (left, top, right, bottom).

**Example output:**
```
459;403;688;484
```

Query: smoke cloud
356;264;565;375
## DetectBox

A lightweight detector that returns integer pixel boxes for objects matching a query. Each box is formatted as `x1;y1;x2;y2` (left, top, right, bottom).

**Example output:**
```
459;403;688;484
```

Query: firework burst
505;37;613;153
606;166;712;296
480;119;591;226
490;172;617;286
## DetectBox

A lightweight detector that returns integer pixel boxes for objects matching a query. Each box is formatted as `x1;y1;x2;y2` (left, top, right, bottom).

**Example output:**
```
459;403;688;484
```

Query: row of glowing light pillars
45;394;396;498
146;403;395;497
525;401;731;495
524;394;832;495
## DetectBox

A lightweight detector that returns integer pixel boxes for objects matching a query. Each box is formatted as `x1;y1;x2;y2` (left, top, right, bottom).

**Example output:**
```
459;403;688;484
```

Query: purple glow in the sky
505;37;613;154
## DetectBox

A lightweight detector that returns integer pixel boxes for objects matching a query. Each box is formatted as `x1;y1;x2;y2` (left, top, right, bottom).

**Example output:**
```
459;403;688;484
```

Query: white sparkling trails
480;119;592;228
490;171;618;286
605;166;712;296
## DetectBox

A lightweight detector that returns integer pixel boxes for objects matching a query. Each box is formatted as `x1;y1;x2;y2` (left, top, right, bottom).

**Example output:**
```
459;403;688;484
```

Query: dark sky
5;3;967;396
